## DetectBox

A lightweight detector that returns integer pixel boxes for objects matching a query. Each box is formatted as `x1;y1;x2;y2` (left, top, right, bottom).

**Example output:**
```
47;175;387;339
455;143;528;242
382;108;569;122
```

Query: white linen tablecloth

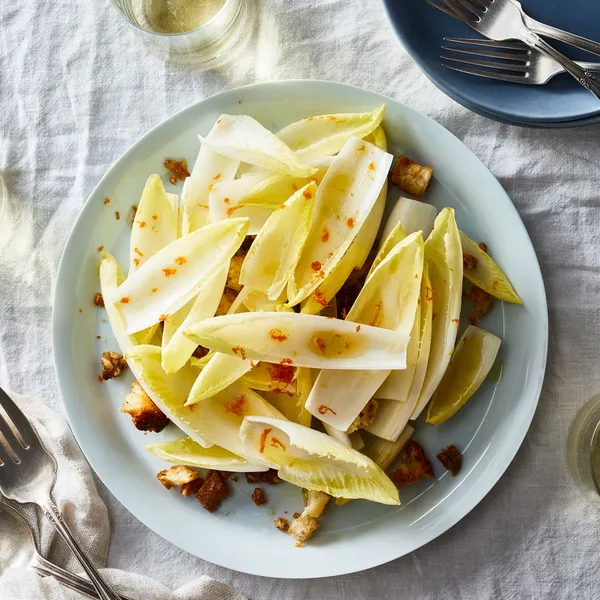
1;0;600;598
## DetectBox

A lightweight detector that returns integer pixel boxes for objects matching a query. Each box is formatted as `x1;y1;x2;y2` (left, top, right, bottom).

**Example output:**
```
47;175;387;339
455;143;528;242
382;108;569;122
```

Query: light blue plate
52;80;548;578
384;0;600;126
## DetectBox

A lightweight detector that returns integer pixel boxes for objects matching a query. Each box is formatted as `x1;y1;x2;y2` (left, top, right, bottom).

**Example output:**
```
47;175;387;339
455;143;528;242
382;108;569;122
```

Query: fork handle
33;555;133;600
525;16;600;59
41;498;121;600
523;31;600;100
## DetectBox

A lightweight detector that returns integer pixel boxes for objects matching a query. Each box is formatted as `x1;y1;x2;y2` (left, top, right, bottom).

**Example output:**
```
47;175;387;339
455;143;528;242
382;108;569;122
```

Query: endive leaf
460;230;522;304
368;220;406;279
381;196;437;244
276;105;385;161
124;344;212;448
324;423;353;447
209;173;283;236
166;192;179;235
125;345;283;457
145;438;267;472
305;233;424;431
298;128;387;316
183;311;409;370
189;352;215;369
240;416;399;505
362;425;414;471
262;391;306;426
129;175;178;276
363;124;387;151
290;366;313;428
180;383;285;459
113;218;249;334
161;266;228;374
198;114;316;177
349;431;365;451
181;123;240;235
426;325;501;425
239;182;315;300
374;294;421;403
99;253;135;353
208;160;329;236
227;286;287;314
412;208;463;418
300;175;386;315
240;361;298;395
288;136;393;307
374;261;433;409
186;352;252;405
262;364;312;426
239;156;332;206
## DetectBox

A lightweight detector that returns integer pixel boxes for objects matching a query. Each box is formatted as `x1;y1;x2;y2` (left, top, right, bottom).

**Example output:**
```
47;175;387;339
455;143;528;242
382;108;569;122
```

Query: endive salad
97;105;521;544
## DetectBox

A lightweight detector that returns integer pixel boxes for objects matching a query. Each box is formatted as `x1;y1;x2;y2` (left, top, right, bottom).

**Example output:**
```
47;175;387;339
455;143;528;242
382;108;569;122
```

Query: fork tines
442;37;531;83
0;389;37;464
424;0;456;18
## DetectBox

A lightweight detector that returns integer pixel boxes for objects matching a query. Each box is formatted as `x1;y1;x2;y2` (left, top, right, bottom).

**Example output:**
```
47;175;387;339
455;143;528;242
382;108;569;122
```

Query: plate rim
52;79;549;578
382;0;600;125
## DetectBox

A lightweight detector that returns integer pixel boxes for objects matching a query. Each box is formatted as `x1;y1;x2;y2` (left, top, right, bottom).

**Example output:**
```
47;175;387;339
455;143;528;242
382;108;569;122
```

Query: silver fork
1;497;131;599
426;0;600;57
0;388;121;600
440;0;600;99
442;37;600;85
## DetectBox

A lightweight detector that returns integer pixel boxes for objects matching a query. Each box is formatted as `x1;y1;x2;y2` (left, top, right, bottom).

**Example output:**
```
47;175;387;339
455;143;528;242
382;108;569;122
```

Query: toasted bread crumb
100;351;127;380
390;155;433;198
158;465;203;496
388;441;434;487
252;487;267;507
274;517;289;532
437;445;462;476
122;381;169;432
196;471;229;513
245;470;281;484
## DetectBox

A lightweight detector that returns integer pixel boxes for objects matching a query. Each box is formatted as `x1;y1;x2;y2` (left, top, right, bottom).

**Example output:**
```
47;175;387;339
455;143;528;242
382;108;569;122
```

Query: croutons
347;398;378;434
157;465;204;496
274;517;289;532
122;380;169;432
437;445;462;476
288;515;319;544
467;285;494;325
288;490;330;544
196;470;230;513
390;155;433;198
251;487;267;507
215;287;238;316
100;351;128;380
388;441;434;488
245;469;281;484
226;254;245;292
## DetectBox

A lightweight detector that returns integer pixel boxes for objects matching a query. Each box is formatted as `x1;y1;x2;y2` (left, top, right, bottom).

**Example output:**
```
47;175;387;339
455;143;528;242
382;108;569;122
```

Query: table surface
2;1;600;598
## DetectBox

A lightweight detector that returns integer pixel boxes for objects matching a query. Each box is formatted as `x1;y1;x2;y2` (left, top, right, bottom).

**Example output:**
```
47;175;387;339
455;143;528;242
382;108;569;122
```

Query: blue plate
383;0;600;125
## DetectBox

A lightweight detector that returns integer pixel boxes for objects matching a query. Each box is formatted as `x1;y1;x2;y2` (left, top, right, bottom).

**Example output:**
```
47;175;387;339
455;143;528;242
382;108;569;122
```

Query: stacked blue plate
383;0;600;128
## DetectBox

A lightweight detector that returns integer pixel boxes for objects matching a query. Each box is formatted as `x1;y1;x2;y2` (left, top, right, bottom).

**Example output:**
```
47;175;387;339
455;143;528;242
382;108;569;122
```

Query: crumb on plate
100;351;127;380
122;380;169;432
